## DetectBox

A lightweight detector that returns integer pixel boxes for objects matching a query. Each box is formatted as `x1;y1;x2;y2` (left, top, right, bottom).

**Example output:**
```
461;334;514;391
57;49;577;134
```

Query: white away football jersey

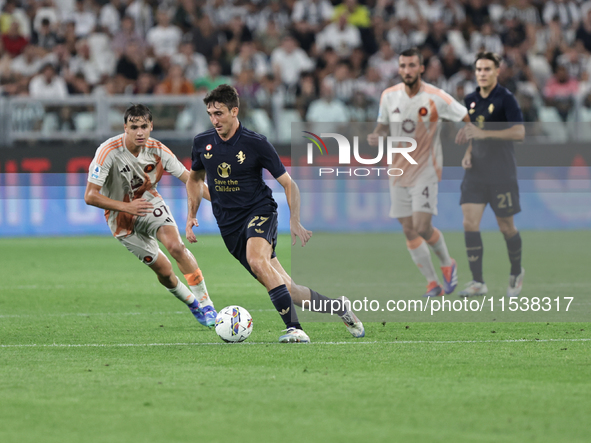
88;134;187;237
377;82;467;187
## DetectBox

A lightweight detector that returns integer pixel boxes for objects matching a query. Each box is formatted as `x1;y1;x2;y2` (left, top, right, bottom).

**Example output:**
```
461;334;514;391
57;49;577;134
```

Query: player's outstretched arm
277;172;312;247
367;123;389;147
84;182;153;216
185;169;206;243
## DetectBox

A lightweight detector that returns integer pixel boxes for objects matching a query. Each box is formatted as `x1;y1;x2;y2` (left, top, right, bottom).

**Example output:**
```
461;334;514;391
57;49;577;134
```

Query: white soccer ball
214;306;253;343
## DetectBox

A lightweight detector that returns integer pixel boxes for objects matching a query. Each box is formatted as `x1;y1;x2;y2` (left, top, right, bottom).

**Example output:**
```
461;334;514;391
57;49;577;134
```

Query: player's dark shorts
221;212;278;278
460;180;521;218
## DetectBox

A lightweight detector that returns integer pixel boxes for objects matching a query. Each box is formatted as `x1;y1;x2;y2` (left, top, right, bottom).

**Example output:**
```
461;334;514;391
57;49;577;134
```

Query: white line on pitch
1;338;590;349
0;309;276;319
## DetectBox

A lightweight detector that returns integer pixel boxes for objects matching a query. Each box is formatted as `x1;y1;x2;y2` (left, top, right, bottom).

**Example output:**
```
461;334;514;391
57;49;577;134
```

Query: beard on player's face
403;74;419;87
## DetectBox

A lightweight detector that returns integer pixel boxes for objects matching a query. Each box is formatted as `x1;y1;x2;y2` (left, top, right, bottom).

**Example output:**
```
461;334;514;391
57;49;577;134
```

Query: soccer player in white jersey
368;48;471;297
85;104;217;326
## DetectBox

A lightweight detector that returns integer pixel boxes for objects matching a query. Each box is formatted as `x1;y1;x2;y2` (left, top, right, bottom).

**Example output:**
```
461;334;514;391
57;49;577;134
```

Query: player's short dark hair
474;52;501;68
203;84;240;111
399;47;423;65
124;104;153;124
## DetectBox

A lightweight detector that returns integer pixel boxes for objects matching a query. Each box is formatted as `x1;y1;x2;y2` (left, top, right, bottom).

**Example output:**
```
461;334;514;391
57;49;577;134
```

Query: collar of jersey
213;122;243;146
475;82;500;101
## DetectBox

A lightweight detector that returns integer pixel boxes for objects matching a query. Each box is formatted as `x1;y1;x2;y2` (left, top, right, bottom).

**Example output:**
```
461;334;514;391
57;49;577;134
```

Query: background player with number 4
368;48;471;298
85;104;217;328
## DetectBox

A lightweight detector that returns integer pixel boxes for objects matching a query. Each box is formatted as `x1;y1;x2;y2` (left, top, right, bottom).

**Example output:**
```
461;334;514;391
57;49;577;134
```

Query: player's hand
462;152;472;169
186;218;199;243
290;219;312;246
455;126;468;145
367;132;380;147
127;198;153;216
464;123;485;140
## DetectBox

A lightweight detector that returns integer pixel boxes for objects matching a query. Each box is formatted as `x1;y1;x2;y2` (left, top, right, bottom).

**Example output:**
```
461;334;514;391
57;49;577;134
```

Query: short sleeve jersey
191;124;286;235
378;82;468;187
463;83;524;184
88;134;187;237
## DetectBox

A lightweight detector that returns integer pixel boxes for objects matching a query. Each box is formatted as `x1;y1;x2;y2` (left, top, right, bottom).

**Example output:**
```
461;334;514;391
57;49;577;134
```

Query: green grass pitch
1;232;590;443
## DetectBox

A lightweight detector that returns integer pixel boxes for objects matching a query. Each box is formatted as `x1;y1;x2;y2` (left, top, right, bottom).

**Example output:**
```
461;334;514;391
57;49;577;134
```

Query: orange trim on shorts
184;269;203;286
427;228;441;246
406;237;424;250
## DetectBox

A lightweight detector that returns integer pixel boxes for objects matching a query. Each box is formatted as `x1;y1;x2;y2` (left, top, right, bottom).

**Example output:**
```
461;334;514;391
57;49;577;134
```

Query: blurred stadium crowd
2;0;591;128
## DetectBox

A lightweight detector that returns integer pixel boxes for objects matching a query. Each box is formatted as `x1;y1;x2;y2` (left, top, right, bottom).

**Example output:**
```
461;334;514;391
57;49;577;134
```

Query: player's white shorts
389;182;438;219
117;201;177;265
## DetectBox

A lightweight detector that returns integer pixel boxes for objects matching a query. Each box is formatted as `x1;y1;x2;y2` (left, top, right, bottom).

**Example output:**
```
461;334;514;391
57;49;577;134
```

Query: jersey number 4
422;186;429;198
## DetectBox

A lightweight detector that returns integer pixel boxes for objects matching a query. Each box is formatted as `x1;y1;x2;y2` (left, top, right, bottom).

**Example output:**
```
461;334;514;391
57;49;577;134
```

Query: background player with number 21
455;52;525;298
368;48;471;298
85;104;217;327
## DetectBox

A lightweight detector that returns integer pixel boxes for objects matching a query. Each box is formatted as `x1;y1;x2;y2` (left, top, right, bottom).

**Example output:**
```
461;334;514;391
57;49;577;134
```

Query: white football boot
458;281;488;297
278;327;310;343
338;297;365;338
507;268;525;298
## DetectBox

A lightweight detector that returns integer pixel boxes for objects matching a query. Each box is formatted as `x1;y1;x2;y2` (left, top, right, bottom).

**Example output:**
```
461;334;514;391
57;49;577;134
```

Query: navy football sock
465;231;484;283
308;289;346;316
505;232;522;276
269;284;301;329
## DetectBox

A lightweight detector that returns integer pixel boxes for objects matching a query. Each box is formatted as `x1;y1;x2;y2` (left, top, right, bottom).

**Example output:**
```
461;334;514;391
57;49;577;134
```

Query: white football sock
190;281;213;308
167;278;196;305
427;228;452;267
407;238;439;284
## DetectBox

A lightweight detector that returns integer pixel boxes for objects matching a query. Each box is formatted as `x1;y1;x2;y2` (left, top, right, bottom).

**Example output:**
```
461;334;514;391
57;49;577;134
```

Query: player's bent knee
416;226;432;240
248;256;274;282
166;241;187;260
463;218;479;232
403;229;414;239
402;225;418;240
498;223;517;238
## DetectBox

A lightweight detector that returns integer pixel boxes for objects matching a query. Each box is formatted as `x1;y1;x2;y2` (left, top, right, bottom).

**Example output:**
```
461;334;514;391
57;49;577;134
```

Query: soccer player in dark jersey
455;52;525;298
185;84;365;343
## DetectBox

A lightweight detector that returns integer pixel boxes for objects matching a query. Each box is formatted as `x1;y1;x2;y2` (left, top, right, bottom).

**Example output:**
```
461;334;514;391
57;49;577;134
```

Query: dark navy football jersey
464;83;524;184
191;124;286;234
